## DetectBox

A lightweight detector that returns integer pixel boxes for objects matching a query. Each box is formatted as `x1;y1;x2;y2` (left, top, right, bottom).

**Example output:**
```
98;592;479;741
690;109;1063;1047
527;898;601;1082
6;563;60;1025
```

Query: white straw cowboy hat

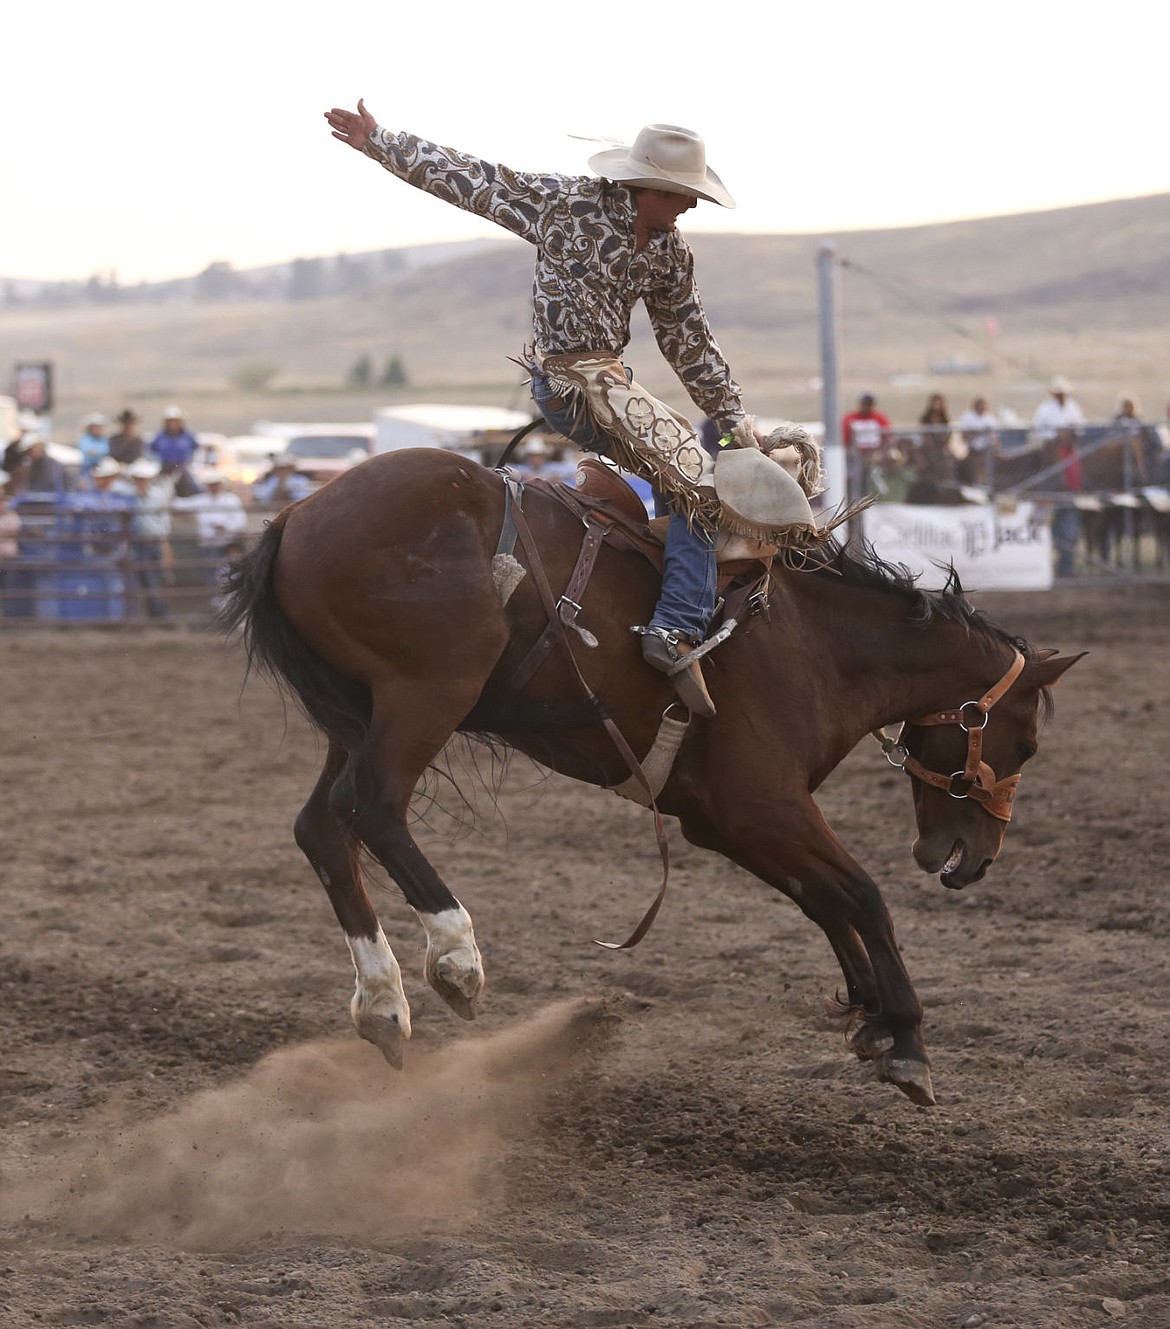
588;125;736;209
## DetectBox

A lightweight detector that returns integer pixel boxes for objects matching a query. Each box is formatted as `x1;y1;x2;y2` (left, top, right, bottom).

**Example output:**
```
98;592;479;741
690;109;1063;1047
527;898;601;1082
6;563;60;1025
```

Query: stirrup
634;626;717;718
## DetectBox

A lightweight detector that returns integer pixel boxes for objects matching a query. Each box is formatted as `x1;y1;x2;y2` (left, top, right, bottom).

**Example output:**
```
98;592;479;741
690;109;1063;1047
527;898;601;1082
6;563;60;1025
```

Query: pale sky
6;0;1167;283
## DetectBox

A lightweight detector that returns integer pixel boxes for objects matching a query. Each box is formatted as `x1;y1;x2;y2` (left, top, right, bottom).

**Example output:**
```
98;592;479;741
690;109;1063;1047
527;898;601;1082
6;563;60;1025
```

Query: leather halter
873;650;1026;822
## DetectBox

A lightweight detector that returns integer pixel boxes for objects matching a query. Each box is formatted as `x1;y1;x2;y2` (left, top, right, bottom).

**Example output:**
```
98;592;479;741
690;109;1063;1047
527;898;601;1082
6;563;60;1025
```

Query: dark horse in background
907;424;1167;571
222;449;1081;1106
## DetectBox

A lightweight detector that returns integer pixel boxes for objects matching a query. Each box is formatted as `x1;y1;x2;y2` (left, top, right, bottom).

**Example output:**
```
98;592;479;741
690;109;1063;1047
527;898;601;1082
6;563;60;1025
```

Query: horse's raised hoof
437;986;478;1021
356;1012;408;1069
431;953;482;1020
880;1056;936;1106
421;908;484;1020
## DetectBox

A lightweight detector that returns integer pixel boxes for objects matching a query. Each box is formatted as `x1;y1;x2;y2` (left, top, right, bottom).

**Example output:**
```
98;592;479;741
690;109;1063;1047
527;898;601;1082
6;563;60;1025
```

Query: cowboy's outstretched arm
324;99;377;150
337;119;557;245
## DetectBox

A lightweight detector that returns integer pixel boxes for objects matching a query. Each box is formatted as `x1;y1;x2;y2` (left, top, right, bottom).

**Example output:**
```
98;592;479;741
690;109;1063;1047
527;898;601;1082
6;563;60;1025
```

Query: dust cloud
3;999;616;1250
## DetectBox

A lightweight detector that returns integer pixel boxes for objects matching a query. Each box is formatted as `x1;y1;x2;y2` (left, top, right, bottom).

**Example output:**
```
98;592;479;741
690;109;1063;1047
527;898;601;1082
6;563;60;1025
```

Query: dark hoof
880;1056;936;1106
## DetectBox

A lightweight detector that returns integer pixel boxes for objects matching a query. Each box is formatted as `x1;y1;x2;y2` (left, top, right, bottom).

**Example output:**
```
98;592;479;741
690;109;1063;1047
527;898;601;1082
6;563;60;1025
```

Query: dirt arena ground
1;584;1167;1328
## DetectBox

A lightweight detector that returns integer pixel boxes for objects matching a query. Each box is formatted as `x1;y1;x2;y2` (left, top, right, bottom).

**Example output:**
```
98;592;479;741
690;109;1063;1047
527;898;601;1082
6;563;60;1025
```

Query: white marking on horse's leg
347;928;412;1067
417;903;484;1020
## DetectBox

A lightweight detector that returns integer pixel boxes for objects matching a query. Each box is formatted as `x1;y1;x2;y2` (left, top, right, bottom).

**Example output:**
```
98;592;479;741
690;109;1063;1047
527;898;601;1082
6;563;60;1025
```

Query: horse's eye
1016;744;1036;763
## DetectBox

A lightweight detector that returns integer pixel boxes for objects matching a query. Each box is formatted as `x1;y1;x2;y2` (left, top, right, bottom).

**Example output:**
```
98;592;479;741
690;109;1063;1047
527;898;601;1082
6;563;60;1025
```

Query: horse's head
903;649;1085;889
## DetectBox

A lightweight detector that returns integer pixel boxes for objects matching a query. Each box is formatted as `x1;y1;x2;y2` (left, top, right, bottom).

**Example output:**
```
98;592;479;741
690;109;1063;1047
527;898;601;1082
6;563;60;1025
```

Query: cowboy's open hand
325;99;377;150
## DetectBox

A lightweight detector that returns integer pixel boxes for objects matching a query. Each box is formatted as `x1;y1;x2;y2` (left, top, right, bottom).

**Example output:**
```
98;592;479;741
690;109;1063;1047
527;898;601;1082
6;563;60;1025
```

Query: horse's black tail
219;514;372;751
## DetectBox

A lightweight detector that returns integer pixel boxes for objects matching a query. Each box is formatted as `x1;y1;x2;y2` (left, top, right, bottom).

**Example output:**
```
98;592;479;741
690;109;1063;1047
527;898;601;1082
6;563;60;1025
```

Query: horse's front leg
682;801;934;1106
295;741;412;1067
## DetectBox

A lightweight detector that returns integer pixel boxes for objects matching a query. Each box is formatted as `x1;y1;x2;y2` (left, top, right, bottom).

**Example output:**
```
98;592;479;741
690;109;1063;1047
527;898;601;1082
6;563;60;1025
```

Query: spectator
1111;396;1160;479
919;393;950;431
18;433;70;494
1032;375;1086;577
1154;404;1170;486
872;436;918;502
119;458;173;620
1112;396;1142;432
108;409;147;465
3;434;23;480
957;396;1000;485
89;456;125;500
1032;375;1086;444
149;405;201;493
252;454;313;506
80;457;134;561
841;393;891;499
0;476;20;616
173;469;248;583
516;437;552;479
77;413;110;483
914;393;955;491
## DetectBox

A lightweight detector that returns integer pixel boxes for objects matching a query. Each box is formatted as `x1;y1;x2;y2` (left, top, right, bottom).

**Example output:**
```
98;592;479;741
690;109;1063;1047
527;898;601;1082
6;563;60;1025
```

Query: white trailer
374;403;532;458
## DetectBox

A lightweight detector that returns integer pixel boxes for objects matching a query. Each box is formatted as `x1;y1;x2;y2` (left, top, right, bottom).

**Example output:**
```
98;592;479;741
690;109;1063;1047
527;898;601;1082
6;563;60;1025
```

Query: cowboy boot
640;628;716;718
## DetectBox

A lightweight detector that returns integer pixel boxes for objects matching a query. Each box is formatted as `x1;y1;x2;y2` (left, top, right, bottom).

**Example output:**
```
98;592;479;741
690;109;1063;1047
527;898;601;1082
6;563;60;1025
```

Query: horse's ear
1032;651;1088;688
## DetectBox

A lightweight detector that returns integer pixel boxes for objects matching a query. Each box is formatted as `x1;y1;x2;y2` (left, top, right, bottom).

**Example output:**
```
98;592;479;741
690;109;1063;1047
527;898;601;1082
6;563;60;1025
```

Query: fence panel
1;496;279;629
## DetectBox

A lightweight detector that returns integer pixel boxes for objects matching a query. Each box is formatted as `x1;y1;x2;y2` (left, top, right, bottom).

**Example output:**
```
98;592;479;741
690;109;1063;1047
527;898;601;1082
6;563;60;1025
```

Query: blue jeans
1051;503;1080;577
131;540;171;619
529;367;717;642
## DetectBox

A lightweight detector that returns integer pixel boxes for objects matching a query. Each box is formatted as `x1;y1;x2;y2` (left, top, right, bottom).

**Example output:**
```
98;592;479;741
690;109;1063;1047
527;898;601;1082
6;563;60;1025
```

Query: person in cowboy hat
108;408;147;466
77;412;110;483
324;105;805;718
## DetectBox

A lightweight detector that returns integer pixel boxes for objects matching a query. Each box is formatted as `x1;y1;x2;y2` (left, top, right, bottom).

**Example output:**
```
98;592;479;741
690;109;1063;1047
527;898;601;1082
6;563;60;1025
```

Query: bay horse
221;448;1081;1106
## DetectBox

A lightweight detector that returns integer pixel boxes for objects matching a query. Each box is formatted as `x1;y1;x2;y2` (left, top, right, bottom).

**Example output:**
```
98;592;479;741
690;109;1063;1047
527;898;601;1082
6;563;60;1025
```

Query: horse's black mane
803;535;1033;658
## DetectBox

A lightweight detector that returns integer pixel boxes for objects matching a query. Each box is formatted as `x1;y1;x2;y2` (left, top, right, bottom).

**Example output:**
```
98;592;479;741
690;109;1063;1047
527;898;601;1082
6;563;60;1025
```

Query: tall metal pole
816;242;847;519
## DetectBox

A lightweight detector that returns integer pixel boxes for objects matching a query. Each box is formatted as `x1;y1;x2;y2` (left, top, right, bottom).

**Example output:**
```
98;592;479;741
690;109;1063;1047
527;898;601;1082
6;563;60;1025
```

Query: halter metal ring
947;770;974;799
883;743;909;771
958;700;989;732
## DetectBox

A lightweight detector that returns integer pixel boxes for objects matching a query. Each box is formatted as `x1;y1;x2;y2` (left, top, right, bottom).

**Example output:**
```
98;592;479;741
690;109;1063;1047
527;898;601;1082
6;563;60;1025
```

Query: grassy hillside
2;192;1167;439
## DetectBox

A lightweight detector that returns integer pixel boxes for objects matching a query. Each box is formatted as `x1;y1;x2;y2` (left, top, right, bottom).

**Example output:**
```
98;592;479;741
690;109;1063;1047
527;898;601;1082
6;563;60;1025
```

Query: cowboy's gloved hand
719;419;761;450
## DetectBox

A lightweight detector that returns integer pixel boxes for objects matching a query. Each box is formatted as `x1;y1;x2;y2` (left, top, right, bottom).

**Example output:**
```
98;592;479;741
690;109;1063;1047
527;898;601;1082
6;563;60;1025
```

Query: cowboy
324;105;808;718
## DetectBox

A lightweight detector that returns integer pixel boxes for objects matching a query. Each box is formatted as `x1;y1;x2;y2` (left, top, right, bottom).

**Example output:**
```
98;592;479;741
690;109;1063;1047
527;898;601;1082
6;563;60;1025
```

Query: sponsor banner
861;502;1053;591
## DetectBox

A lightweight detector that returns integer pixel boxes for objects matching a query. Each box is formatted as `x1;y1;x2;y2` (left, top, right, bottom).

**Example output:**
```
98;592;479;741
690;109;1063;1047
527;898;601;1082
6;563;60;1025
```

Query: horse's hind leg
295;740;412;1066
341;677;493;1022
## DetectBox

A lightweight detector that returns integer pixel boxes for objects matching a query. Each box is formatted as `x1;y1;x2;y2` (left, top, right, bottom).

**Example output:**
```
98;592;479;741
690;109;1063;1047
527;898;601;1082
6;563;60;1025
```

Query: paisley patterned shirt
364;128;746;434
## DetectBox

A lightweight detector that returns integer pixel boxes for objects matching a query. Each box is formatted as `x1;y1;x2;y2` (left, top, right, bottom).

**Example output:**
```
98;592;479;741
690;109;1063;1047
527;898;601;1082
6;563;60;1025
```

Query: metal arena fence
0;493;276;629
3;422;1169;630
846;421;1170;583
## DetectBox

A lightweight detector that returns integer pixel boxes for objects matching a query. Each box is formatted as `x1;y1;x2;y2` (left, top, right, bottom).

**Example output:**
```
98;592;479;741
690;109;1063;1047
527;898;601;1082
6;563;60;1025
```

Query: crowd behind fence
839;414;1170;581
4;417;1170;628
0;492;277;628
